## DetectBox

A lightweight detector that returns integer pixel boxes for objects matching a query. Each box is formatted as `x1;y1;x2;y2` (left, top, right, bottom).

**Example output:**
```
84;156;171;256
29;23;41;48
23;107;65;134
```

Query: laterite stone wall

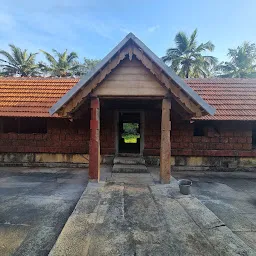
0;114;255;170
0;118;90;154
172;121;254;157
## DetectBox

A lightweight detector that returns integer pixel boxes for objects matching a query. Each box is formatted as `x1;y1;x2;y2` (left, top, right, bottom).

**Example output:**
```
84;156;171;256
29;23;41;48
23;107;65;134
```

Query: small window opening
252;127;256;148
19;118;47;134
3;118;19;133
1;117;47;134
193;125;205;136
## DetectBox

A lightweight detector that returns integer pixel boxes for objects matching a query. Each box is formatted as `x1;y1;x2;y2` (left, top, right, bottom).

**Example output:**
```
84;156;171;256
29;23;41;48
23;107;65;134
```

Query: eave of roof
49;33;215;116
1;77;256;120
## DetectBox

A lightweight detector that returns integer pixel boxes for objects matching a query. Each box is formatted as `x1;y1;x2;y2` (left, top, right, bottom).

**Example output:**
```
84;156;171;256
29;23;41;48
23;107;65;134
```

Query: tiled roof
0;77;256;120
0;77;78;117
186;78;256;120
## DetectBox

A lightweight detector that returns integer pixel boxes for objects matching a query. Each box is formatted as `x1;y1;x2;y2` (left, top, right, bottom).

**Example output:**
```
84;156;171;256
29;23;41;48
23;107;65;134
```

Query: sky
0;0;256;62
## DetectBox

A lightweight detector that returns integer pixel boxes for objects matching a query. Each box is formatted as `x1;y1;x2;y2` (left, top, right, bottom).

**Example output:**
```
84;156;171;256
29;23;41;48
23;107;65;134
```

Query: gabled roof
0;77;256;120
0;77;78;117
187;78;256;120
49;33;215;116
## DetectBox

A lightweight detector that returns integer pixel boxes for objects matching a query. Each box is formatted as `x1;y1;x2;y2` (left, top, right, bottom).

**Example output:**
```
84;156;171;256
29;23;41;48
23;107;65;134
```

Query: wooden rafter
132;46;202;117
59;46;131;116
59;42;203;117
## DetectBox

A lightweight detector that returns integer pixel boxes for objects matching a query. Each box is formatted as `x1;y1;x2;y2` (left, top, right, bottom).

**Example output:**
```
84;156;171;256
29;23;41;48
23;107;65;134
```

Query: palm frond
67;52;78;63
164;29;217;78
9;44;23;65
0;49;18;66
203;56;218;66
175;32;189;53
189;29;197;49
40;50;57;65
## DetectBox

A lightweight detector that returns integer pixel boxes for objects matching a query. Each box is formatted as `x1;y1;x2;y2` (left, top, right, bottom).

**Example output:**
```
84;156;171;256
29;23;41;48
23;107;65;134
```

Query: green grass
122;134;140;143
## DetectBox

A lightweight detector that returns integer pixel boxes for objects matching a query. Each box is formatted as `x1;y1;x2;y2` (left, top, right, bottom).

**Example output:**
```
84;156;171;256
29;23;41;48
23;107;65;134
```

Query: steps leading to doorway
112;155;147;173
114;156;145;165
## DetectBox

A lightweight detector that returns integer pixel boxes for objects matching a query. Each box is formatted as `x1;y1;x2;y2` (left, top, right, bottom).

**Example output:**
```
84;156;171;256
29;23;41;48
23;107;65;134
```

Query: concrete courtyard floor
0;167;88;256
50;166;256;256
1;166;256;255
174;172;256;252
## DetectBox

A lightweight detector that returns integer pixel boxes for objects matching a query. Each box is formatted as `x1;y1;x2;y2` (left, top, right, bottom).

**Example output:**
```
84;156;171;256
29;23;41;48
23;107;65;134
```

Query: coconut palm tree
217;42;256;78
39;49;81;77
162;29;217;78
0;44;39;76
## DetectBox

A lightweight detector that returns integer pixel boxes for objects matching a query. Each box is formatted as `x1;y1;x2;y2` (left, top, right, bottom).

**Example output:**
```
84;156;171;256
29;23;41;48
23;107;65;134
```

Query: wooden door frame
115;110;144;155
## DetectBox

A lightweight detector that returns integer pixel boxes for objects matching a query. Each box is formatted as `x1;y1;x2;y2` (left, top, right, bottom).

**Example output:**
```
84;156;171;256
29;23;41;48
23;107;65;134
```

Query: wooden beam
132;47;202;116
160;98;171;183
89;97;100;181
60;43;203;117
62;47;130;116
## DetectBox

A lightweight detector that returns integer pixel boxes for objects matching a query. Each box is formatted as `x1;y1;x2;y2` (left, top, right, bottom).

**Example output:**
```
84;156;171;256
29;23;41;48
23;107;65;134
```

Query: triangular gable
93;57;167;97
49;33;215;117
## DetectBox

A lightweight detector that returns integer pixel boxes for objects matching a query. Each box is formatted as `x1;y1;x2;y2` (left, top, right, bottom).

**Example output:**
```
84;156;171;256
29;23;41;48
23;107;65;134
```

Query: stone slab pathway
49;181;255;256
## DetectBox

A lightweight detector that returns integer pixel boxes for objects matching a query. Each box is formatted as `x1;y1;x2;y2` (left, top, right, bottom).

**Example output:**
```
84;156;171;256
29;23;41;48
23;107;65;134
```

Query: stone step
114;156;145;165
118;153;141;157
112;164;148;173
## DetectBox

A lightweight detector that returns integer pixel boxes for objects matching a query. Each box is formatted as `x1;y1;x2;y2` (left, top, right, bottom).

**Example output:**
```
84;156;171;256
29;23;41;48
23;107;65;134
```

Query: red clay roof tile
0;77;78;118
185;78;256;120
0;77;256;120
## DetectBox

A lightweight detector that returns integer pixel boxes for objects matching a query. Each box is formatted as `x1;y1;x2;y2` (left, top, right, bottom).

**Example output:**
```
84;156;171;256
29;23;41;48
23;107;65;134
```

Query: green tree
0;44;39;76
83;58;100;73
216;42;256;78
39;49;81;77
74;58;101;76
162;29;217;78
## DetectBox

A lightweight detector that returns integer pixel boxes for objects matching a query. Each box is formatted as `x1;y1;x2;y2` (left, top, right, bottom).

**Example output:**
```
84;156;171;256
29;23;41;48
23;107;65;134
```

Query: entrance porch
90;97;171;183
49;33;214;184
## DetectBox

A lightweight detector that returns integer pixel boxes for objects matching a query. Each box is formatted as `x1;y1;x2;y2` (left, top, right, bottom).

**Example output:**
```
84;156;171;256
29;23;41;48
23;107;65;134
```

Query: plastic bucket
178;179;192;195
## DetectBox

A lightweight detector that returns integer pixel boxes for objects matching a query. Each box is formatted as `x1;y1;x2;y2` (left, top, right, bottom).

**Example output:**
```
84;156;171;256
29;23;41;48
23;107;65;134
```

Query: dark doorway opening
118;112;140;153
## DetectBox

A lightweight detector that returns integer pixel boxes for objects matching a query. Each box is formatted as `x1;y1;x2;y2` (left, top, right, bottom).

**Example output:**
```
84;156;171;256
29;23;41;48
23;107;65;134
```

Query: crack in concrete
211;224;226;229
209;224;226;229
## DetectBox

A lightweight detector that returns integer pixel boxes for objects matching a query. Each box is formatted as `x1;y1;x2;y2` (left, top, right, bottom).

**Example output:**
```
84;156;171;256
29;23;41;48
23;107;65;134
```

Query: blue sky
0;0;256;62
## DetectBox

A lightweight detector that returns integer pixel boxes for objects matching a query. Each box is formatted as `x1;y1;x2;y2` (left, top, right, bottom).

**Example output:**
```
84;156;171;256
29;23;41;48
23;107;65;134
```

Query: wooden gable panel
93;57;167;97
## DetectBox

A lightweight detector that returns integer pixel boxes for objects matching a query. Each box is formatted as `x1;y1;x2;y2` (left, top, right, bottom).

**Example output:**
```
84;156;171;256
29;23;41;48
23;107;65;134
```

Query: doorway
117;111;144;154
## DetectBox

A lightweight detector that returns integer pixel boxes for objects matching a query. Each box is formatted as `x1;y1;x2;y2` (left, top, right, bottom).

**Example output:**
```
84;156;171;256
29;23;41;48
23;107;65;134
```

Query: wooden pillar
89;97;100;181
160;98;171;183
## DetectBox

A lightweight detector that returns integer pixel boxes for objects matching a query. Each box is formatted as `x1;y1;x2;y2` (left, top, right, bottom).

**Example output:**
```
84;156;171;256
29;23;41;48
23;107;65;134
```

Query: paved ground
174;172;256;251
0;167;88;256
1;166;256;255
50;175;255;256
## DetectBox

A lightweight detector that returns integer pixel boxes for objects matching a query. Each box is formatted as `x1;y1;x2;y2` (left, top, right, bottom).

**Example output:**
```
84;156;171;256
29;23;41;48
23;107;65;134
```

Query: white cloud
0;1;136;59
147;25;160;33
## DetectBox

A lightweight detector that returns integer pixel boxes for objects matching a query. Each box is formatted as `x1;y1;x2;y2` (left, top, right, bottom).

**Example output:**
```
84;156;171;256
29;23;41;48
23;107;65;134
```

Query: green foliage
123;123;139;135
122;123;139;143
122;134;140;143
83;58;101;73
39;49;81;77
0;44;39;76
162;29;218;78
216;42;256;78
74;58;101;76
1;33;256;79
